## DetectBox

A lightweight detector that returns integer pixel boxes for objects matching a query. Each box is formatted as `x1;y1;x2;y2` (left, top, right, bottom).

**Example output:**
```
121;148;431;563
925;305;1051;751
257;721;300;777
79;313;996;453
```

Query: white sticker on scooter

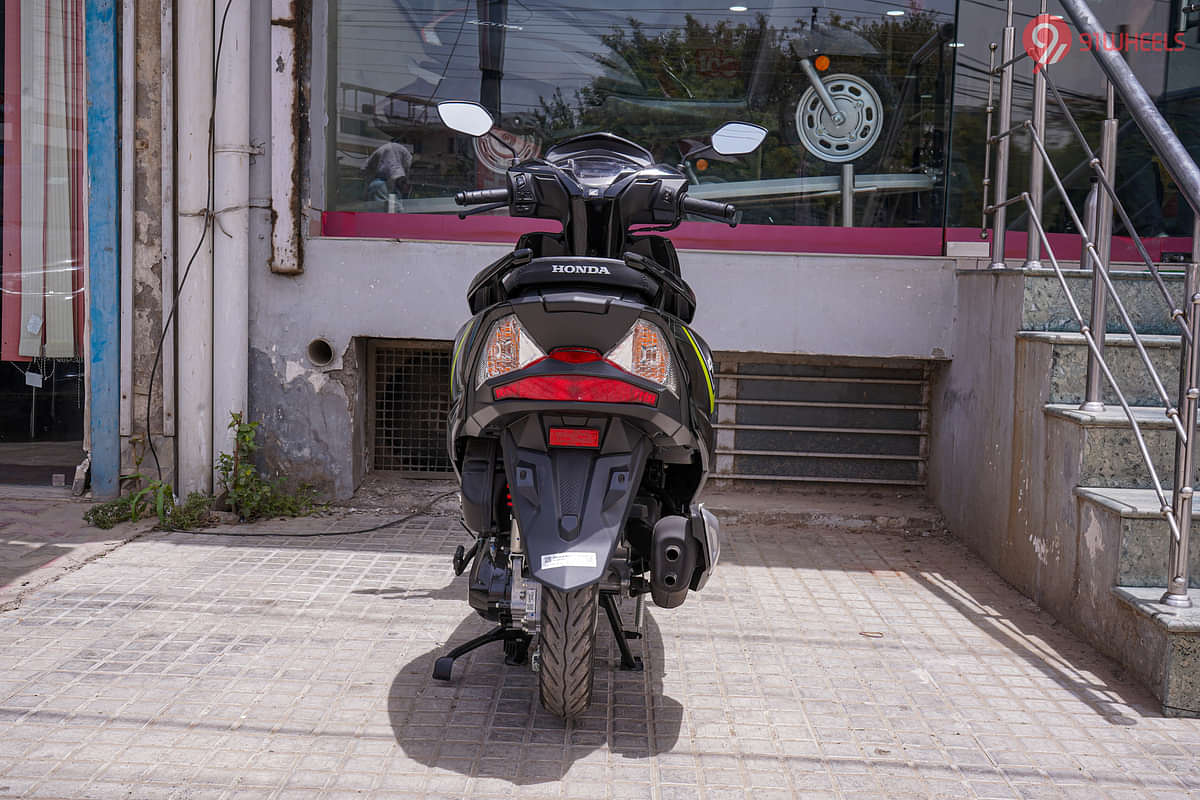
541;552;597;570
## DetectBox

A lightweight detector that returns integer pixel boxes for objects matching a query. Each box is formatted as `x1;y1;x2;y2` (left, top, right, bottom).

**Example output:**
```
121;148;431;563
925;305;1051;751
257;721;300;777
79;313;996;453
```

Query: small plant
83;436;215;530
216;412;316;521
85;415;314;530
166;491;216;529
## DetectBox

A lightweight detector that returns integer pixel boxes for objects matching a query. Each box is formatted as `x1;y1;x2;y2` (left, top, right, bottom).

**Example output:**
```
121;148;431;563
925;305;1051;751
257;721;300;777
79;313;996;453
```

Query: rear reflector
493;375;659;406
549;427;601;448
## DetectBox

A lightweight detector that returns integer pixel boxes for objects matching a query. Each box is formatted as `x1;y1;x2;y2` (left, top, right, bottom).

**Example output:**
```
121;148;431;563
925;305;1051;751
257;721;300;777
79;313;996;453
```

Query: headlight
605;320;677;394
476;314;546;388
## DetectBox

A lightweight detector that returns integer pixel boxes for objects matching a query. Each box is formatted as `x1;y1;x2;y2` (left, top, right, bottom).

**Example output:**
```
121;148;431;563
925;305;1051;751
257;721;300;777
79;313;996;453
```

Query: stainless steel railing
981;0;1200;607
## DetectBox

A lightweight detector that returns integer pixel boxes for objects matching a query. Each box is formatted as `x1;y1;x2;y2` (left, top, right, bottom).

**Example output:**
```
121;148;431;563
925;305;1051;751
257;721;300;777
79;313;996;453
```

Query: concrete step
1075;487;1200;589
1073;487;1200;716
1016;331;1182;407
1044;404;1191;490
700;486;945;534
1111;587;1200;717
1022;269;1187;336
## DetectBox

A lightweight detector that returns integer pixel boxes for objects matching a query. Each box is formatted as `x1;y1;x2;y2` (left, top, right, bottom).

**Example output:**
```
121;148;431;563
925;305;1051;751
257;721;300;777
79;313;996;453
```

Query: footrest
432;656;455;681
620;656;644;672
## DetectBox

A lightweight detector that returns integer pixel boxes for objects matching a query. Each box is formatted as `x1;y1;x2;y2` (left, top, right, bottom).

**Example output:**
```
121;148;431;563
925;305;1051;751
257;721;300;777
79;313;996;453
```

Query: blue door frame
86;0;120;498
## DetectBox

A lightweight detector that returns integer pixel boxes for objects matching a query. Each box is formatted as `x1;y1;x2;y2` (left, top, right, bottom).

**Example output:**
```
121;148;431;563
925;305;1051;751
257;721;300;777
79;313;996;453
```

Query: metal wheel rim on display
795;73;883;163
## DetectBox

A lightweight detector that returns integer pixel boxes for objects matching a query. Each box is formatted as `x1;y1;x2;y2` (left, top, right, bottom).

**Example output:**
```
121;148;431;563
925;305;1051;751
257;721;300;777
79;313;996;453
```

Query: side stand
600;593;643;671
432;627;530;681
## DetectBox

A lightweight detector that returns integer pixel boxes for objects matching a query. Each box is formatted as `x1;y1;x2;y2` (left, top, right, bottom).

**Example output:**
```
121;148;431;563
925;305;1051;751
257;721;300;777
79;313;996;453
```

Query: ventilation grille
370;340;453;473
713;358;931;486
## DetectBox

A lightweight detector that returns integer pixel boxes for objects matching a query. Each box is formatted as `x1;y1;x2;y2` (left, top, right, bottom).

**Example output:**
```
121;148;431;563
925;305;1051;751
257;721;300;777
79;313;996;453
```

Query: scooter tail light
475;314;546;388
605;320;677;394
493;375;659;406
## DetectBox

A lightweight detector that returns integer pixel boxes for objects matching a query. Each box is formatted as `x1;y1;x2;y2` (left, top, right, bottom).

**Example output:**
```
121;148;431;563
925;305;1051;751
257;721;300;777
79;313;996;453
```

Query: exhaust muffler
649;515;698;608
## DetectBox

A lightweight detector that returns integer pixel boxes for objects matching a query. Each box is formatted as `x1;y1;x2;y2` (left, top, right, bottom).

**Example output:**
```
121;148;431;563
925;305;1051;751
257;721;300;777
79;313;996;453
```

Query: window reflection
330;0;958;228
948;0;1200;242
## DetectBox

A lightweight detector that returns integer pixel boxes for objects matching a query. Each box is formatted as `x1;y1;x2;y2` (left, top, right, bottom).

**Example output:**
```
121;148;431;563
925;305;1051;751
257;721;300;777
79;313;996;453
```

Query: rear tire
538;585;599;719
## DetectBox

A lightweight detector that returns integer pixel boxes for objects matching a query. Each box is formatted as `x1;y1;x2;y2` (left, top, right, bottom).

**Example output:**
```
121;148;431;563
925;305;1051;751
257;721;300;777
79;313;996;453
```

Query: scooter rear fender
501;418;651;592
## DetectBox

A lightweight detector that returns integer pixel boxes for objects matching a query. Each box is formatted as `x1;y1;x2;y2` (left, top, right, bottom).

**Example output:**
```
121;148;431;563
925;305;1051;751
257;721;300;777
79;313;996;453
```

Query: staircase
935;266;1200;716
928;0;1200;715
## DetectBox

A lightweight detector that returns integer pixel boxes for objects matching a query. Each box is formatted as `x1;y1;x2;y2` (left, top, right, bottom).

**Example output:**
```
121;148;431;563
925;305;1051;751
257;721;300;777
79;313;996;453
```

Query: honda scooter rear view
431;100;766;718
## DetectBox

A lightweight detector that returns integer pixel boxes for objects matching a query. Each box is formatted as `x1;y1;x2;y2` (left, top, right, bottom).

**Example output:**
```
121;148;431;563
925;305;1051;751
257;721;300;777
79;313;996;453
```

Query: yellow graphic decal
451;318;475;392
682;326;714;414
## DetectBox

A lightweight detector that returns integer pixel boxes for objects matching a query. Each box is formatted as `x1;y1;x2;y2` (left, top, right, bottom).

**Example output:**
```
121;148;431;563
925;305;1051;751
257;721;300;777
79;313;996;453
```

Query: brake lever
457;202;509;220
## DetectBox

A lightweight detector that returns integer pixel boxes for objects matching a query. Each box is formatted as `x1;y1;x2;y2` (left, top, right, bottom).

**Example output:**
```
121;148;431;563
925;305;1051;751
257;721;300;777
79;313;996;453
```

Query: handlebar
681;195;737;224
455;188;511;206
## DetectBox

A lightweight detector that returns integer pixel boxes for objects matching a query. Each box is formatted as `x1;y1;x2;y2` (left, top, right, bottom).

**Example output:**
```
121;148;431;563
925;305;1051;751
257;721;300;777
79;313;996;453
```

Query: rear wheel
538;585;599;719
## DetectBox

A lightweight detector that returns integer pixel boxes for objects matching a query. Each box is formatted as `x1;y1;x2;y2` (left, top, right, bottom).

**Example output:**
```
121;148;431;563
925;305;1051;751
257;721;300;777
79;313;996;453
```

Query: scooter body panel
501;420;651;592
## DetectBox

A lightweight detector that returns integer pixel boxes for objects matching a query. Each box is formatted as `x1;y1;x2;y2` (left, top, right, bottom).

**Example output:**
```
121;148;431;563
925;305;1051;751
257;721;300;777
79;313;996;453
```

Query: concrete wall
927;269;1025;574
247;238;960;498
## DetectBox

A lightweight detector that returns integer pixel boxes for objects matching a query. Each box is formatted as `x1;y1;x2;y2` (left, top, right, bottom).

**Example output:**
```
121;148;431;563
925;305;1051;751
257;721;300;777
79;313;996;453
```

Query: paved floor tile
0;515;1198;798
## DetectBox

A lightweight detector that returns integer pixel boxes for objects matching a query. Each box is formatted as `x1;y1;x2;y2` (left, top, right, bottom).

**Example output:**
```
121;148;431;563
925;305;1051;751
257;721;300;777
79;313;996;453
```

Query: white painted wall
257;238;959;367
246;236;958;498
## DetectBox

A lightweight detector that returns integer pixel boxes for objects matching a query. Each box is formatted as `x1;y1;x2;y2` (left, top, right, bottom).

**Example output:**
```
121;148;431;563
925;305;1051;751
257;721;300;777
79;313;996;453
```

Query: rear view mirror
710;122;768;155
436;101;495;137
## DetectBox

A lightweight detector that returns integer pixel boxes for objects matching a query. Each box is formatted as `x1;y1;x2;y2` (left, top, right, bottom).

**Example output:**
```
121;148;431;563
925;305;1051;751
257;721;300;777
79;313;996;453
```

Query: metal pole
1164;221;1200;608
1023;0;1048;269
1081;83;1118;412
990;1;1015;269
1059;0;1200;220
1083;178;1099;244
841;163;854;227
980;44;998;239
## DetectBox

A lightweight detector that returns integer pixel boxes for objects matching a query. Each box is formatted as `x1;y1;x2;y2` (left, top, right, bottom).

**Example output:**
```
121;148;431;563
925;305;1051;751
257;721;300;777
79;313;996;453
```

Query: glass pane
329;0;958;227
0;0;87;468
948;0;1199;247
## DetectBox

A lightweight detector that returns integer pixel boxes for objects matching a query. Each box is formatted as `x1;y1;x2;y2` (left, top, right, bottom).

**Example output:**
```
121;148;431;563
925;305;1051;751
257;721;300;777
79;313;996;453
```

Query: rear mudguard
501;418;650;592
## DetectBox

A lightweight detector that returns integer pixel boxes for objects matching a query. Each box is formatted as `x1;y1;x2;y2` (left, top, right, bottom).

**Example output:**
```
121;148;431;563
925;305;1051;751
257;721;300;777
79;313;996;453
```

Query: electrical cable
145;0;234;482
160;490;460;538
423;2;469;104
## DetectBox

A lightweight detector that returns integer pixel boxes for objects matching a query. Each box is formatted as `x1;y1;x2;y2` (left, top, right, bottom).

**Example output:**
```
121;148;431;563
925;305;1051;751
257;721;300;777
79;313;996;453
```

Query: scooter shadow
388;596;682;784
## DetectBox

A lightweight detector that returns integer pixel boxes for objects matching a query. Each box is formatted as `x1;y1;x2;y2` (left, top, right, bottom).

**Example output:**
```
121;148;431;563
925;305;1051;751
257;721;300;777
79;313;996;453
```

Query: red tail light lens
493;375;659;406
549;347;603;364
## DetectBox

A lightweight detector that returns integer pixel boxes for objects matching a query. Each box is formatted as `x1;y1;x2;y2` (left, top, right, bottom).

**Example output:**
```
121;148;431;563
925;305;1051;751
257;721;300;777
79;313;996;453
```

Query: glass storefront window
1;0;88;465
328;0;958;229
948;0;1200;245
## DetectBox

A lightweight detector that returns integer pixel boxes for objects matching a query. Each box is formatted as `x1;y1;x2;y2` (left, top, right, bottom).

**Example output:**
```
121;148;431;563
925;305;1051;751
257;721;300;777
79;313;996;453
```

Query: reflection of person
363;139;413;203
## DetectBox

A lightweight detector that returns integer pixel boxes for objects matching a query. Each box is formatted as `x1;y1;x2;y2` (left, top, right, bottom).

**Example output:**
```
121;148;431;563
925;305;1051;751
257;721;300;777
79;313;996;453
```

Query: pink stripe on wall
320;211;946;256
944;227;1195;265
1;0;24;362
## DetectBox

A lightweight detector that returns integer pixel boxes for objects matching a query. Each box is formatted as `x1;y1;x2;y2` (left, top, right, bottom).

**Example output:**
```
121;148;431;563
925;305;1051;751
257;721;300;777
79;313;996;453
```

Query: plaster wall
247;238;959;498
927;270;1025;570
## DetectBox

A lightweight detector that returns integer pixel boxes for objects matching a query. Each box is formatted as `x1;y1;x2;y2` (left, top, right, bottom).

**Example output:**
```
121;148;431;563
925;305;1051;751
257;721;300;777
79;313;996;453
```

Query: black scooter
432;101;766;718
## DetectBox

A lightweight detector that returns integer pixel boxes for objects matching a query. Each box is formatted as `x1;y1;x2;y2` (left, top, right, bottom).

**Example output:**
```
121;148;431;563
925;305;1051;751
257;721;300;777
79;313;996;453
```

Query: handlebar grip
454;187;511;206
681;195;736;221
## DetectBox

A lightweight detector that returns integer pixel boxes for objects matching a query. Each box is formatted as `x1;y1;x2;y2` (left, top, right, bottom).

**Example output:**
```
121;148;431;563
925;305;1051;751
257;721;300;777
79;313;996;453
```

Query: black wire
424;3;470;105
160;490;459;538
146;0;234;482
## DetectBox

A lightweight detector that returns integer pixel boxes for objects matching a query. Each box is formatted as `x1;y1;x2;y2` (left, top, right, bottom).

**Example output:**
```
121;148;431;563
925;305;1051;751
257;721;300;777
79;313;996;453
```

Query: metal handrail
981;0;1199;607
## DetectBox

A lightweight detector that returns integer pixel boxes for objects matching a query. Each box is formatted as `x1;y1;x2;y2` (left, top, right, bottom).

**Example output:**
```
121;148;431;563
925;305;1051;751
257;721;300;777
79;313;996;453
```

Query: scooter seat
501;257;660;304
